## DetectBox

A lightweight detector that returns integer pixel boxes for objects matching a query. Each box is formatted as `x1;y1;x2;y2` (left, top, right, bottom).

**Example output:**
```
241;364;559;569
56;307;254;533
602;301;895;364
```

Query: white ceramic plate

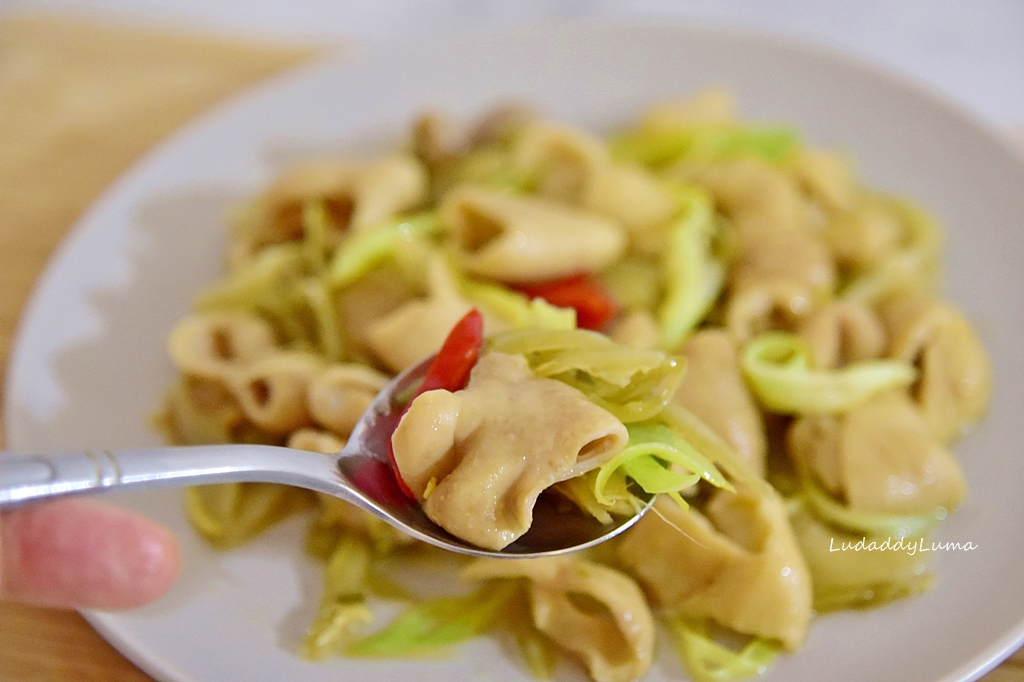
6;19;1024;682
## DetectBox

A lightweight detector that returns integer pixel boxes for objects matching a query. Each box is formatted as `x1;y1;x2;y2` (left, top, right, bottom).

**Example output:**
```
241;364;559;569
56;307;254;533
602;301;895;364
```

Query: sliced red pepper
386;443;418;502
513;273;619;330
387;307;485;500
415;307;485;397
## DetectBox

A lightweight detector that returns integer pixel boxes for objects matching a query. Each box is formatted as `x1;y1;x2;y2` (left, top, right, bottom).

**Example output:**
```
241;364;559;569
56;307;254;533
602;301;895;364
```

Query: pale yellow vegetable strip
658;403;770;494
555;472;627;524
345;580;518;657
301;534;374;661
842;197;943;304
195;242;306;312
665;616;780;682
301;200;332;274
608;124;801;167
328;212;441;289
789;505;936;614
594;420;731;504
184;483;313;550
459;275;576;330
741;331;917;414
487;327;685;423
486;326;612;355
301;277;344;361
812;576;935;614
799;475;941;539
533;347;672;387
658;185;725;350
192;241;317;347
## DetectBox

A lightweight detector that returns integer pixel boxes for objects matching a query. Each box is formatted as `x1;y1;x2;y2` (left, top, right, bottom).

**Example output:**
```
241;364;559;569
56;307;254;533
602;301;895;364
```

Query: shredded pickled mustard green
741;331;917;414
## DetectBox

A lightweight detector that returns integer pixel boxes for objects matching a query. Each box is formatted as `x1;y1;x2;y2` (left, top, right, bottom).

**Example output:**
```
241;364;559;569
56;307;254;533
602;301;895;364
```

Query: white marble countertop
3;0;1023;133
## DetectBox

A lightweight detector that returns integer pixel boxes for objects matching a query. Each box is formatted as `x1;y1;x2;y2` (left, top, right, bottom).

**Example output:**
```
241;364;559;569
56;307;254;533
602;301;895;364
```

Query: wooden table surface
0;12;1022;682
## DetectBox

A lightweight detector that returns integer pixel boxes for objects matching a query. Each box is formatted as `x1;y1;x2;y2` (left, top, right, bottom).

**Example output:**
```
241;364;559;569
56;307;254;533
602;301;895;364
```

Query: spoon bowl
0;354;651;558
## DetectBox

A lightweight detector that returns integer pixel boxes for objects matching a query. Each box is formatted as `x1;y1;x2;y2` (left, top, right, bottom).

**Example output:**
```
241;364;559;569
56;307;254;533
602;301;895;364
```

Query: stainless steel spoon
0;355;651;558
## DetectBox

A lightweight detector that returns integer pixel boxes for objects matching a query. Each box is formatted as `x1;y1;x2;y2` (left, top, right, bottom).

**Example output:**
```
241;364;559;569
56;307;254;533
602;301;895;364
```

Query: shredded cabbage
594;420;732;509
487;328;685;422
450;147;535;193
554;470;641;524
799;474;941;539
301;277;343;361
665;616;780;682
184;483;313;550
608;124;801;168
329;211;441;289
658;404;770;493
301;535;374;660
789;505;936;613
195;242;307;313
740;331;917;414
599;255;661;311
345;580;517;657
658;185;725;350
842;197;942;304
301;200;332;273
459;275;577;330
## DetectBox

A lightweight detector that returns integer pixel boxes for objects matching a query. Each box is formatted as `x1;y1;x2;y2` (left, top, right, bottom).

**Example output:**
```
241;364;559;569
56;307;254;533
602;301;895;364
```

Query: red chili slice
387;308;485;500
512;273;619;331
415;307;485;396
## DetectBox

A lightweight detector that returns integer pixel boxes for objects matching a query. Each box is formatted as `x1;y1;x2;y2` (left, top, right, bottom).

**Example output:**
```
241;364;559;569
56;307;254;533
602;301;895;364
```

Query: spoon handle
0;445;347;508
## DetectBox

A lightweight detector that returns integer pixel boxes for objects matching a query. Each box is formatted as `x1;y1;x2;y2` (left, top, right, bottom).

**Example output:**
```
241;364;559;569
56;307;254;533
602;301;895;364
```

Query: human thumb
0;497;180;610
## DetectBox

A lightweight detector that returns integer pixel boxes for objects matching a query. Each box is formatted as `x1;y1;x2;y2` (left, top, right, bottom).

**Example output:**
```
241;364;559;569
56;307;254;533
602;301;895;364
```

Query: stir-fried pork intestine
463;556;656;682
390;351;628;549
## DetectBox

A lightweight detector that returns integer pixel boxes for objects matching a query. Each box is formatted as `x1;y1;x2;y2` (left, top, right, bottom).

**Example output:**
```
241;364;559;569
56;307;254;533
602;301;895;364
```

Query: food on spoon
391;348;628;549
